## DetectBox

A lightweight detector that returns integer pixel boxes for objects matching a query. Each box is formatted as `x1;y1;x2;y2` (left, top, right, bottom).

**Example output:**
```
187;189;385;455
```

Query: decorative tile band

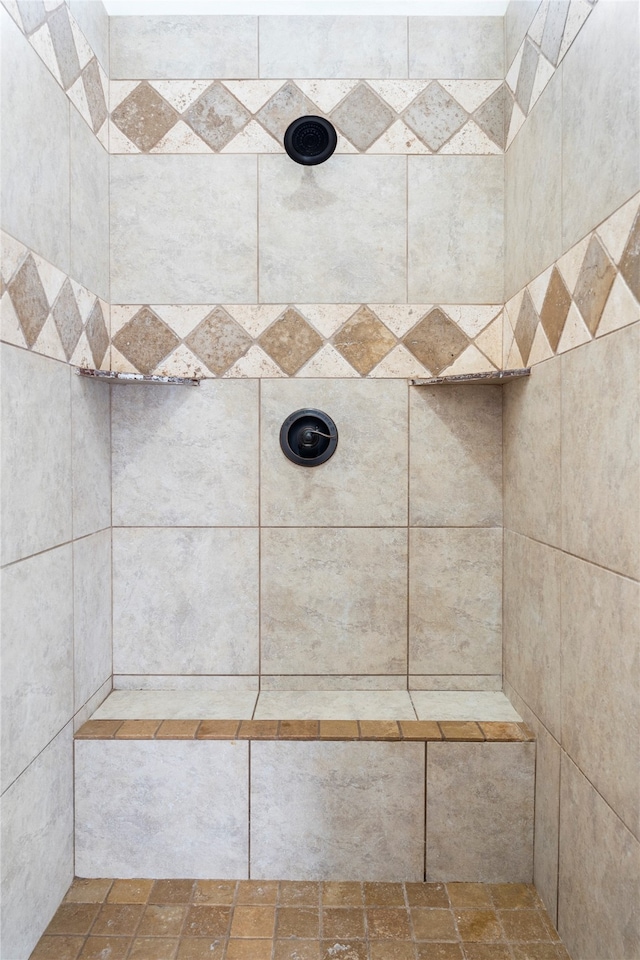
3;0;109;149
109;303;503;379
109;78;506;155
75;717;535;742
504;0;597;148
504;192;639;368
1;231;110;367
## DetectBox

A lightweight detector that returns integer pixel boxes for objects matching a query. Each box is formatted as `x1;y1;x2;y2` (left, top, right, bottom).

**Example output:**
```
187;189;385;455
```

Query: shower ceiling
103;1;509;15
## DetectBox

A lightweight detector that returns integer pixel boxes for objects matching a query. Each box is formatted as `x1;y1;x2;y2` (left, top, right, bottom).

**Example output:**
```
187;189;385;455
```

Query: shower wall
0;4;112;957
501;2;640;958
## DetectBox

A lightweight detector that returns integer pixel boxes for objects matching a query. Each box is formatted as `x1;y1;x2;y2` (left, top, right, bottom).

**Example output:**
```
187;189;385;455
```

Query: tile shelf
77;368;200;386
410;368;530;386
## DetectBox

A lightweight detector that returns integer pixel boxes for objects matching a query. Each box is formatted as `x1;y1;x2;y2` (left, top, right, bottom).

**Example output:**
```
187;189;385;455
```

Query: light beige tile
74;530;112;713
254;691;416;720
562;324;639;579
261;528;407;677
503;355;562;548
409;384;502;526
1;345;72;566
110;15;258;79
112;379;258;526
110;155;257;303
561;0;640;250
259;17;407;79
75;740;249;878
411;691;520;722
261;379;407;527
410;529;502;677
505;2;540;69
69;1;109;71
259;156;406;304
426;742;534;881
1;7;70;274
260;675;407;691
113;676;259;692
409;676;502;692
0;726;74;960
251;741;424;880
71;369;110;540
70;103;108;302
503;532;562;739
408;156;503;303
113;528;259;676
409;17;503;79
92;690;257;720
558;755;640;960
505;69;562;299
561;553;640;837
1;545;73;792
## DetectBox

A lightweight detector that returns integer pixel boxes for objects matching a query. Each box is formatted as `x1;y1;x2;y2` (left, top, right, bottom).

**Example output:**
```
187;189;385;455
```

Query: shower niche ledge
74;690;535;884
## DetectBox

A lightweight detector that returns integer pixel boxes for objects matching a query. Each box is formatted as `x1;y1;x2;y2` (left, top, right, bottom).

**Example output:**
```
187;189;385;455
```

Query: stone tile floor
30;879;573;959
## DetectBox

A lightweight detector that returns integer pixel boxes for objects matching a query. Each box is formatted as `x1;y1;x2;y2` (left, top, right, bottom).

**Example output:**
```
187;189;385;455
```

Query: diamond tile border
504;192;640;367
504;0;598;149
109;303;504;379
3;0;109;149
1;230;111;368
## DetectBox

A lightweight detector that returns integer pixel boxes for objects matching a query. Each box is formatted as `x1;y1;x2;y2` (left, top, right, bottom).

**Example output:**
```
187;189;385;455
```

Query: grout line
503;529;639;585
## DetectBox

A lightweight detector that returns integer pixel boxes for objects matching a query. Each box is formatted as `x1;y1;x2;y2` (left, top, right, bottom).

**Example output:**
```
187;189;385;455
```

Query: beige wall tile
561;0;640;250
503;355;562;548
426;741;534;882
110;16;258;79
503;532;562;739
561;553;640;838
73;530;112;713
113;528;259;677
0;726;74;960
69;0;109;71
562;324;640;579
251;741;424;880
1;545;73;792
505;2;540;70
409;384;502;527
408;156;504;303
71;369;111;540
259;156;406;304
505;69;562;299
110;155;257;303
254;690;416;720
75;740;249;878
259;17;408;79
410;528;502;677
558;755;640;960
112;379;259;526
1;346;72;566
261;379;407;527
261;528;407;677
70;97;109;302
409;17;503;79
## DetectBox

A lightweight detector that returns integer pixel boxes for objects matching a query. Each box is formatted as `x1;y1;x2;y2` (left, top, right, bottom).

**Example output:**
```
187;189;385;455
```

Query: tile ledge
410;368;530;386
77;368;201;386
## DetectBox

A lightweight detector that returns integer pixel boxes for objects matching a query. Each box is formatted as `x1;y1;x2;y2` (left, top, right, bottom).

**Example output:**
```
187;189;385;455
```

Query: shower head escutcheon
280;409;338;466
284;116;337;165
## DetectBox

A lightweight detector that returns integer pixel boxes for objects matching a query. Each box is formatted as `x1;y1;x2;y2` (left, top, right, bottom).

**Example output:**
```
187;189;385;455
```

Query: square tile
261;528;407;677
409;17;503;78
251;741;424;880
112;528;259;676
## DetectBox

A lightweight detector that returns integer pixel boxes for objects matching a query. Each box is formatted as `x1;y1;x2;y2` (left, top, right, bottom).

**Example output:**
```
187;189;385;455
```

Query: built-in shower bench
74;690;536;885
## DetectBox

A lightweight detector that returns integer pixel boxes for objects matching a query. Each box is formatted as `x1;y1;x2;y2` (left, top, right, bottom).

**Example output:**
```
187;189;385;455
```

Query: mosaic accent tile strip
109;303;504;379
504;0;598;148
75;718;535;742
504;192;640;367
1;231;110;368
108;78;507;155
2;0;109;149
30;878;572;960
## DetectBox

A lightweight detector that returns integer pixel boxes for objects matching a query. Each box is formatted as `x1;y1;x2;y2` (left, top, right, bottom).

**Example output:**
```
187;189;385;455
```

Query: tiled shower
1;1;639;958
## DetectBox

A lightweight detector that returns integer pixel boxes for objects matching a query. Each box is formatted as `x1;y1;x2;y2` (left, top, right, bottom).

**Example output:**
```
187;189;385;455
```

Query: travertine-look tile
503;356;562;547
404;82;468;152
259;308;323;375
254;691;417;721
184;307;252;376
558;755;640;960
561;554;640;837
251;741;424;880
618;206;640;302
112;379;258;526
69;0;108;71
259;156;406;304
427;742;534;881
332;306;396;375
184;82;250;152
73;530;112;713
113;528;259;676
505;2;540;69
538;267;572;353
51;278;83;360
260;379;407;526
331;83;394;151
70;108;109;302
409;384;502;526
70;370;111;538
0;726;74;960
409;528;502;677
75;740;249;878
473;84;507;150
403;308;468;375
408;17;503;79
503;532;561;739
111;81;179;152
572;235;617;335
562;323;639;579
1;345;72;565
5;251;50;347
261;528;407;677
1;545;73;791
